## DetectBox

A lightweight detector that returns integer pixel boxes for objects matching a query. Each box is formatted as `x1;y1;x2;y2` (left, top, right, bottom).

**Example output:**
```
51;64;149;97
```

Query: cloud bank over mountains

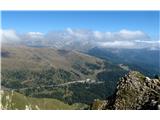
1;28;159;50
0;29;20;42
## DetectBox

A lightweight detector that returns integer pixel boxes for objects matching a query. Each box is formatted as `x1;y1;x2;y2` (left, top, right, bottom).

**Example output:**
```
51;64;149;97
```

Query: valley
1;45;128;109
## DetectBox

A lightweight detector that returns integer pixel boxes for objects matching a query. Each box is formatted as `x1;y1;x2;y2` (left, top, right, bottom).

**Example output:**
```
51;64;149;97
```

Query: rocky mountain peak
91;71;160;110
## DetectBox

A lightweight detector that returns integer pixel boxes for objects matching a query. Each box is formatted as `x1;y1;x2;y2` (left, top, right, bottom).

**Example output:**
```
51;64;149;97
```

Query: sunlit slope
1;45;104;81
2;45;103;70
1;90;88;110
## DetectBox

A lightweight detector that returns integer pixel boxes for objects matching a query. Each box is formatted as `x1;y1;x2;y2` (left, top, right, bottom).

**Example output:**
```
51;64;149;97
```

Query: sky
1;11;159;40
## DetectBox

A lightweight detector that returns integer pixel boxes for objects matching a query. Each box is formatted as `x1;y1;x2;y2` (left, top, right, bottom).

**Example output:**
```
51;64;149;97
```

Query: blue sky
1;11;159;40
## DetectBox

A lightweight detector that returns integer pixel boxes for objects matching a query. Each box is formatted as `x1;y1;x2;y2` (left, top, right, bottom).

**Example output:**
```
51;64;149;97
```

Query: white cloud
1;28;159;50
117;29;148;40
66;28;93;40
119;29;143;35
66;28;74;35
98;40;160;50
92;29;150;42
21;32;44;40
134;40;160;50
98;41;136;49
27;32;44;38
0;29;20;43
93;31;103;39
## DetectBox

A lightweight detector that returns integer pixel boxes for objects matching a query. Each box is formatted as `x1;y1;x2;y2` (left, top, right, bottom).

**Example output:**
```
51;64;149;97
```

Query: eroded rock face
114;71;160;110
91;71;160;110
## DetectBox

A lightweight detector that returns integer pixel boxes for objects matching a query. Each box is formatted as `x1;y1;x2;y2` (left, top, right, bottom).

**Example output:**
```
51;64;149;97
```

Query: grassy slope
1;90;88;110
2;45;103;70
2;45;104;80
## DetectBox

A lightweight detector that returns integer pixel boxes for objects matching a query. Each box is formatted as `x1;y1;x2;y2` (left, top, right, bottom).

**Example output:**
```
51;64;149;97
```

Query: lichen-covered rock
113;71;160;110
92;71;160;110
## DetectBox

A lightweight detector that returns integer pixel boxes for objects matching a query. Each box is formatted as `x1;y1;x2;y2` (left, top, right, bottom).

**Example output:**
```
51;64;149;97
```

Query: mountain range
1;29;160;110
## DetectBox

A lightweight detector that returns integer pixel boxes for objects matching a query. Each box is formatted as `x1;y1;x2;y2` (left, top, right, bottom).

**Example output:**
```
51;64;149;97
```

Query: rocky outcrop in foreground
91;71;160;110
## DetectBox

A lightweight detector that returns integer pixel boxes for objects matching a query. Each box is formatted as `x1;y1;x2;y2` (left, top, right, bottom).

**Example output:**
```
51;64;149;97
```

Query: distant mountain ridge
87;47;160;77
